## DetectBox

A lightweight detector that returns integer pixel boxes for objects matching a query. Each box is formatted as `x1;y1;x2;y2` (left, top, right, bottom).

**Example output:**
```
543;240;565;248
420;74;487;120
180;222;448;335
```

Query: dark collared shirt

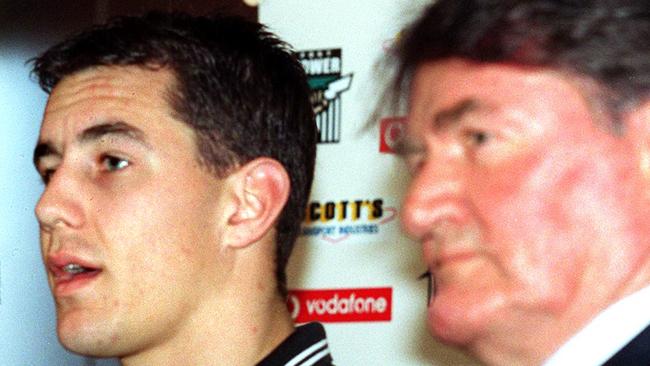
257;322;334;366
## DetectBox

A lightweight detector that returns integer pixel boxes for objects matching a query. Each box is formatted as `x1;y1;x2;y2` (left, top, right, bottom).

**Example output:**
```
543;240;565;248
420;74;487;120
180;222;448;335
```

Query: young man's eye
100;155;130;171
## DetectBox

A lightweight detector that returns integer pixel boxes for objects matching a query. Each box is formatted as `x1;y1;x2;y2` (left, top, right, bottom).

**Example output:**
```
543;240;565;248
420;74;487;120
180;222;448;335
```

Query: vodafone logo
287;287;392;323
379;117;406;153
289;294;301;319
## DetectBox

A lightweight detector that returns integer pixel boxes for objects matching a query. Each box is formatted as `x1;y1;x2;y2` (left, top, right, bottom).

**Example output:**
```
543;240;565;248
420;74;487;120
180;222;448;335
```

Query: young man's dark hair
385;0;650;131
32;11;316;296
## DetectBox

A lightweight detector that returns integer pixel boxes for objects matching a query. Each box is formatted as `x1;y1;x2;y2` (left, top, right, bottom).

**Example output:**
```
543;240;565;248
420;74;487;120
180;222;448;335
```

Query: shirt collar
256;322;332;366
543;284;650;366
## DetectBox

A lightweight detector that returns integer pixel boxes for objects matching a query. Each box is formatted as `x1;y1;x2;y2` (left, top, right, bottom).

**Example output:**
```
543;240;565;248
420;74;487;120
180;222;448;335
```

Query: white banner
261;1;477;365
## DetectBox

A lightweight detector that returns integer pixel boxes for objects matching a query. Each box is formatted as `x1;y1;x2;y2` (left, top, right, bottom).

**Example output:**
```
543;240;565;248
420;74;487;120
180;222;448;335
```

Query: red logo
287;287;392;323
379;117;406;153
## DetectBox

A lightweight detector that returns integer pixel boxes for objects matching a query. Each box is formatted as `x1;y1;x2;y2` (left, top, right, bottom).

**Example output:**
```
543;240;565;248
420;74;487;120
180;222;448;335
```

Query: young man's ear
223;157;290;249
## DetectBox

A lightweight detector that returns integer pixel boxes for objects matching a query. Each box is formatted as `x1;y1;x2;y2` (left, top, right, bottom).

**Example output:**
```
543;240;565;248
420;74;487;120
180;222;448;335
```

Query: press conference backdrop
2;1;476;365
260;1;477;365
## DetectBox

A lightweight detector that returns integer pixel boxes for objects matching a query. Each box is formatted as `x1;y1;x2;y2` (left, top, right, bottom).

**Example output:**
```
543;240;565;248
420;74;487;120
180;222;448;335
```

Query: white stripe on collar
286;339;328;366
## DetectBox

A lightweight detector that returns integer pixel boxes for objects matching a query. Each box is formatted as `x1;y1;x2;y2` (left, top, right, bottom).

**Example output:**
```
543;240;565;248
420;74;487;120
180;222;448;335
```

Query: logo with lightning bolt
298;49;353;144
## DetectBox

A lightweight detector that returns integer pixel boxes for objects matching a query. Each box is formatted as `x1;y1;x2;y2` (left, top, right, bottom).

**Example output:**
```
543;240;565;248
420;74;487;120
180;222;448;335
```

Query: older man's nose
401;149;467;240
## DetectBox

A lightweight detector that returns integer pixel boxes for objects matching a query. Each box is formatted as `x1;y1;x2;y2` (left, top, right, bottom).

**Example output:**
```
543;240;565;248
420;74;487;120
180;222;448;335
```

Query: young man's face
34;66;229;357
401;59;650;351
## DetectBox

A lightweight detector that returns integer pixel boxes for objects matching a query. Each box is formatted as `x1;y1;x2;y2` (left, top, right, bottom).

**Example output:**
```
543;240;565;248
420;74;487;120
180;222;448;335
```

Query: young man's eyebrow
78;121;149;146
33;121;150;169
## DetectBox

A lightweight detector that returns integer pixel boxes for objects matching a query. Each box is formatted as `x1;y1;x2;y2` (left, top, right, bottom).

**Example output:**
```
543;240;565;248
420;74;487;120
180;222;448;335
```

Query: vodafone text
288;287;392;323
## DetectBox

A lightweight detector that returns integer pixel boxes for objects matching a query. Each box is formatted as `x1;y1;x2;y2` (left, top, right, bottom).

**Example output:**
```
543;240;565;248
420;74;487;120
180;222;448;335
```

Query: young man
31;12;333;366
386;1;650;365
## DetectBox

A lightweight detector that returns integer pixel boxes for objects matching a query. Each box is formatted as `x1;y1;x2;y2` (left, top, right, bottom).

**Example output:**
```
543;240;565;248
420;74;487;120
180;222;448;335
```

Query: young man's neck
121;267;295;365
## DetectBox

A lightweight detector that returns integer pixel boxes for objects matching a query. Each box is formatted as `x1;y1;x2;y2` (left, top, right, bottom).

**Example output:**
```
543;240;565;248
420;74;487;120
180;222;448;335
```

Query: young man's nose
35;165;86;231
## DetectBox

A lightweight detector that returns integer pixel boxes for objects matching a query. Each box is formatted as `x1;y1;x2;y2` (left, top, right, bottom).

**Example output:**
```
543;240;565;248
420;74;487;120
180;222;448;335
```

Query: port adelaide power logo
298;49;353;144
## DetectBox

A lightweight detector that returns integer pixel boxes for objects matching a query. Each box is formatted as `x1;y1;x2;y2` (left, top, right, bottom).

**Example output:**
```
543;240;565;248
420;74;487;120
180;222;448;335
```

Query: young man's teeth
63;263;86;274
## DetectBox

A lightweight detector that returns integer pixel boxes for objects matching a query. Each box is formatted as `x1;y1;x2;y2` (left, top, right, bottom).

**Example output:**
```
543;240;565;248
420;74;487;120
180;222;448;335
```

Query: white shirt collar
543;284;650;366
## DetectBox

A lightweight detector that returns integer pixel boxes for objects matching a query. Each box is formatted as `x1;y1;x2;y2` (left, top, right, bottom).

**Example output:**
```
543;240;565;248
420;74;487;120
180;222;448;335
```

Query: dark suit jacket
603;324;650;365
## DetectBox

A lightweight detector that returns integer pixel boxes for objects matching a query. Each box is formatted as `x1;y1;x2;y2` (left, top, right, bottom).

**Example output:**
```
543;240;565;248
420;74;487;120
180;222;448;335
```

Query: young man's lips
52;270;102;297
47;254;103;297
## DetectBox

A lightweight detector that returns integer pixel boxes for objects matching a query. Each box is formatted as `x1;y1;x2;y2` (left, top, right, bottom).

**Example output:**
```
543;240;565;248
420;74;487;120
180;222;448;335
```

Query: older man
31;12;332;366
386;1;650;365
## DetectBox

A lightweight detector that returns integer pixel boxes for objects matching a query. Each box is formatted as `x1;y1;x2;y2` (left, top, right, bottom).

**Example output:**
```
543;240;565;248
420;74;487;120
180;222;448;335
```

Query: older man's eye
404;153;426;176
396;142;426;176
100;155;130;172
464;129;491;146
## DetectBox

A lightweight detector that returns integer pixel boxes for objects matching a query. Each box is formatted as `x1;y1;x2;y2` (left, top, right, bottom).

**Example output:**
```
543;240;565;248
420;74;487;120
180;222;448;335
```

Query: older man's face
401;58;650;349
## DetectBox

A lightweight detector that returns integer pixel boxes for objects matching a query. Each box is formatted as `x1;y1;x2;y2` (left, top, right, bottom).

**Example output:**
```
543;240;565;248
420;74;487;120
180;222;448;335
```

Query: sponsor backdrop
261;1;477;365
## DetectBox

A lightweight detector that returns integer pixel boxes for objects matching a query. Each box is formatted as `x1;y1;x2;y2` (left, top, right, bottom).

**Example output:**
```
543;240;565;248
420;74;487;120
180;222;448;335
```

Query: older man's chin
425;281;512;350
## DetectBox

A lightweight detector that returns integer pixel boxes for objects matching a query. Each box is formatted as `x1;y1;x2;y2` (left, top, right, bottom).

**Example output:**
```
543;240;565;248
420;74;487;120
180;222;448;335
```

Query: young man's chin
57;316;123;358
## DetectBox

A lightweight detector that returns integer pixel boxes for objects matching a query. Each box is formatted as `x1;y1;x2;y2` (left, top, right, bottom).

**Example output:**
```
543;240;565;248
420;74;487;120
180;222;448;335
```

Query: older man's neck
470;257;650;366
